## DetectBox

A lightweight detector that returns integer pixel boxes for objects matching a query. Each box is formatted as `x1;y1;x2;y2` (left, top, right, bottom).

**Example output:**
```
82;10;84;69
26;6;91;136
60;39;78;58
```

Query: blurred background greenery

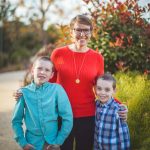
115;71;150;149
0;0;150;149
0;0;149;73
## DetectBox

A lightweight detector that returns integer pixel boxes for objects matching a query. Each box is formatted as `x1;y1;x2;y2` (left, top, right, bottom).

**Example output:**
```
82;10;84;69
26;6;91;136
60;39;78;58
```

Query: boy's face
95;79;116;104
32;59;53;85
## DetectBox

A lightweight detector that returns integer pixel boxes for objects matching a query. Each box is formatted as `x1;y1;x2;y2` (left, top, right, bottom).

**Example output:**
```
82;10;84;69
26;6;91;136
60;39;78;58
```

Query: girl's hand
118;104;128;121
13;89;22;101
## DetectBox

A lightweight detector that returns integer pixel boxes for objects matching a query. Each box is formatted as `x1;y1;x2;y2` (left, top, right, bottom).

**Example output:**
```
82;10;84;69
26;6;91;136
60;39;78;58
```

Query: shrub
115;72;150;149
0;52;9;68
86;0;150;73
10;48;31;65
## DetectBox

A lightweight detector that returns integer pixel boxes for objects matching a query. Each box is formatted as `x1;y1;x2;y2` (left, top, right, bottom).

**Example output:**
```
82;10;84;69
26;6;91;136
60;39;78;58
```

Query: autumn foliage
86;0;150;73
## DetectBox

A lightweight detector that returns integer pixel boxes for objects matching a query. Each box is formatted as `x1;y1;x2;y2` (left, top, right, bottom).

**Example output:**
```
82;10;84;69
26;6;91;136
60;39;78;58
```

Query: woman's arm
114;98;128;121
13;89;23;101
118;104;128;121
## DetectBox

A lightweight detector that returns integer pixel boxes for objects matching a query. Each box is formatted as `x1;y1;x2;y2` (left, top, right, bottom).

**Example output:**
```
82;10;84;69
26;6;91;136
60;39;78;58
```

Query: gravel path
0;70;26;150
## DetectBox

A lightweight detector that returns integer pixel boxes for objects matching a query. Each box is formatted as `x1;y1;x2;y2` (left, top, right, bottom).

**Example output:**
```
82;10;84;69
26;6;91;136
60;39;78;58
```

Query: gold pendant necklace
73;52;87;84
75;78;80;84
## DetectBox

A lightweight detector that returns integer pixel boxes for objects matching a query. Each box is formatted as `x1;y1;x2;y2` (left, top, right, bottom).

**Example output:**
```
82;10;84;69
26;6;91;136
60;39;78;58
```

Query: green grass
114;71;150;149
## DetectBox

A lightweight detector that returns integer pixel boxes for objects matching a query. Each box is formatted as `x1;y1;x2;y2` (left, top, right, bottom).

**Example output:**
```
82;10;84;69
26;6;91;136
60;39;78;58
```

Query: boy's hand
23;144;35;150
13;89;22;101
118;104;128;121
46;145;60;150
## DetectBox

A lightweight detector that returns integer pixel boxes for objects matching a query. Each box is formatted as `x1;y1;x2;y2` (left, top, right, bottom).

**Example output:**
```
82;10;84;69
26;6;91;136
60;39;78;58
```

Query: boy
12;56;73;150
94;73;130;150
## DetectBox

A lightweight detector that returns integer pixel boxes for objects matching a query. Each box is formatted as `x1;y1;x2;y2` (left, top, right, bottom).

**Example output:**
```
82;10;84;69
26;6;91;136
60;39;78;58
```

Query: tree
0;0;17;52
14;0;82;45
14;0;56;45
0;0;63;70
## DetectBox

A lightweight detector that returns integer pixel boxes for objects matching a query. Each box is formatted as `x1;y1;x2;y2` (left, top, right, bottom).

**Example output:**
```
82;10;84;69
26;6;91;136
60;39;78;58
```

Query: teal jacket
12;82;73;149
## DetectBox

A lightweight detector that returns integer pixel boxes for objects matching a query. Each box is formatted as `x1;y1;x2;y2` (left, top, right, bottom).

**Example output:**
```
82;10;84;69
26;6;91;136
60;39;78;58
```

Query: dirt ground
0;70;26;150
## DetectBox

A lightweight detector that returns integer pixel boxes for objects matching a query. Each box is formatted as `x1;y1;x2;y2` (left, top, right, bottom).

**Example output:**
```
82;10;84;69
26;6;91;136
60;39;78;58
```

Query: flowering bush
86;0;150;73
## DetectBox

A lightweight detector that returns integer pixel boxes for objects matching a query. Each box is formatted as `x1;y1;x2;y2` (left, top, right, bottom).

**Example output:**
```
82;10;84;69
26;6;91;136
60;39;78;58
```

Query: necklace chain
73;52;87;84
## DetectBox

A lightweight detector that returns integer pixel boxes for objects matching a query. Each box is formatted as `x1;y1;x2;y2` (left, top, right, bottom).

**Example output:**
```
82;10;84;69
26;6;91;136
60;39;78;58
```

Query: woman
50;15;127;150
14;15;127;150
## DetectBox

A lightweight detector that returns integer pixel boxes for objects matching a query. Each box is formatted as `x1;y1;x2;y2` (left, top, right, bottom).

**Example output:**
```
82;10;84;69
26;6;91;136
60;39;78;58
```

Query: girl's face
70;23;92;48
95;79;116;104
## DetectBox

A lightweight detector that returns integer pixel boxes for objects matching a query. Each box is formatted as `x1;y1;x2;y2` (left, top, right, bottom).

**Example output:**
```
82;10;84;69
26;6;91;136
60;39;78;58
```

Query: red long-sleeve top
50;46;104;118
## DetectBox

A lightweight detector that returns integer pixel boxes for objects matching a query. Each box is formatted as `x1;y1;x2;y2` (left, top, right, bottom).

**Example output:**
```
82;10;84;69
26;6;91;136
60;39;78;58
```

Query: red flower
127;35;133;45
144;69;150;75
83;0;90;4
120;33;126;39
114;37;124;47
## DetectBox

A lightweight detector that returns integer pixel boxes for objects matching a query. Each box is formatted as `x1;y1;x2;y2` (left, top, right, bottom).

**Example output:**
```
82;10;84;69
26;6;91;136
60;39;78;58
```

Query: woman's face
71;23;92;47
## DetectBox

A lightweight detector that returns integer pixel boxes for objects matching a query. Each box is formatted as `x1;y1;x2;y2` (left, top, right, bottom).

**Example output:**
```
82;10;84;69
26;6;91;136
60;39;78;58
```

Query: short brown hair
70;15;93;31
33;56;54;71
96;73;116;89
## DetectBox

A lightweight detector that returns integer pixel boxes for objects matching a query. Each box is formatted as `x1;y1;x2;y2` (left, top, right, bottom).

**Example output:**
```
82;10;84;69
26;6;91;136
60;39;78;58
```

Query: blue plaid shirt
94;98;130;150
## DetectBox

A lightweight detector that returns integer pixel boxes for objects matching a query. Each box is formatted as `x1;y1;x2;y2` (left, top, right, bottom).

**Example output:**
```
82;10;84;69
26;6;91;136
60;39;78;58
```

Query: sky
7;0;150;29
8;0;88;28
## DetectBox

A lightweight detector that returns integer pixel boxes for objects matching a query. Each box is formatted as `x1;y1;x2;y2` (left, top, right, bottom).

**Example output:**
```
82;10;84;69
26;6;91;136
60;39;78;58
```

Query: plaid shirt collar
96;97;114;108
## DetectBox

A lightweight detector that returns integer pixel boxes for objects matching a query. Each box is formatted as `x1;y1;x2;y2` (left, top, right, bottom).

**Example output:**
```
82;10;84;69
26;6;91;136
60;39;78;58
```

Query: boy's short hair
96;73;116;89
33;56;54;71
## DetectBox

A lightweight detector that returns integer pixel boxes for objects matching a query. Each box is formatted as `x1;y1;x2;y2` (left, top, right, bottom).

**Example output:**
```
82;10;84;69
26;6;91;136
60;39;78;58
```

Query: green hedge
115;72;150;149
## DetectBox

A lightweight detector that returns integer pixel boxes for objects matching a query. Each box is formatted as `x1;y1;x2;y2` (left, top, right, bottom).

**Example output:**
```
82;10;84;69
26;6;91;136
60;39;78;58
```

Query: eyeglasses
73;28;91;35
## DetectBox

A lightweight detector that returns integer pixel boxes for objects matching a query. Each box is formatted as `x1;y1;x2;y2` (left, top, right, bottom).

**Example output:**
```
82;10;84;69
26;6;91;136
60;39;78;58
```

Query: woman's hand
13;89;22;101
23;144;35;150
118;104;128;121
